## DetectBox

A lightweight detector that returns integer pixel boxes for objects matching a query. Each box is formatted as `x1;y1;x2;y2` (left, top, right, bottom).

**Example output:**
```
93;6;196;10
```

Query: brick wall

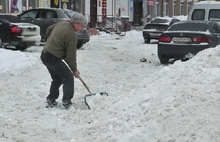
159;0;163;16
176;0;180;15
169;0;173;17
184;0;188;16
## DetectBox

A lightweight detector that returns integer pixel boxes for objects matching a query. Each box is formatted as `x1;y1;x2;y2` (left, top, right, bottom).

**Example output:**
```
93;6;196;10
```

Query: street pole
112;0;113;29
153;0;156;18
143;0;148;25
26;0;29;10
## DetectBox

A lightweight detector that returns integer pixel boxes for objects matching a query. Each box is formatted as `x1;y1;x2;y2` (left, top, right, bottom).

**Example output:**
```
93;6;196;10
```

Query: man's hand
73;70;80;78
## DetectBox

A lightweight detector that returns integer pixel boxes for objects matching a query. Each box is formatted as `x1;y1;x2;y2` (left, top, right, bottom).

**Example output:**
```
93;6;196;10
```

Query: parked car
0;13;41;50
17;8;90;49
142;17;180;43
158;20;220;64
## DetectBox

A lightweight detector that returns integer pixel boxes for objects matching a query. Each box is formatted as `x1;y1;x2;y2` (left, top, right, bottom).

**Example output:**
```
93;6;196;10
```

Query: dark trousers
40;52;74;101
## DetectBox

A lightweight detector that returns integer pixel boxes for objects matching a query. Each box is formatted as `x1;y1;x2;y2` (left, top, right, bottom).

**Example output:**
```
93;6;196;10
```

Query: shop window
156;2;159;16
71;0;82;12
173;4;176;16
0;0;6;12
22;0;36;12
181;4;183;15
165;3;168;16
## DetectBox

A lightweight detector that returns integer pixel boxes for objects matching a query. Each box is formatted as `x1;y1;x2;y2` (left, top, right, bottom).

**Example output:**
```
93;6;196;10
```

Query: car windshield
64;10;77;18
150;18;170;24
168;23;209;32
0;15;22;23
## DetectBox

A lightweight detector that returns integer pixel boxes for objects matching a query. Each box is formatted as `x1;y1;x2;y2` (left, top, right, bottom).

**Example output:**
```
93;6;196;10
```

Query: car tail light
159;36;172;42
66;19;70;22
11;26;22;33
192;37;211;43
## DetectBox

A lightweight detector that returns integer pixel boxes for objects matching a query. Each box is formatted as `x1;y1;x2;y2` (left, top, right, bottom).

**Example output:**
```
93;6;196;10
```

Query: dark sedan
142;17;180;43
158;20;220;64
17;8;90;49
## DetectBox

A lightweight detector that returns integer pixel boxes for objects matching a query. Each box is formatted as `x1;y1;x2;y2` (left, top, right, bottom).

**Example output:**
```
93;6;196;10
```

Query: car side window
47;11;57;18
209;9;220;21
171;19;180;25
20;10;38;20
37;10;57;19
192;9;205;20
213;23;220;33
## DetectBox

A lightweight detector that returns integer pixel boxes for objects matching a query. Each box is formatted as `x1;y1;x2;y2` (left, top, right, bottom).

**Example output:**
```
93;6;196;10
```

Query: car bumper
158;43;212;58
17;35;41;45
142;31;162;39
77;30;90;44
77;37;90;43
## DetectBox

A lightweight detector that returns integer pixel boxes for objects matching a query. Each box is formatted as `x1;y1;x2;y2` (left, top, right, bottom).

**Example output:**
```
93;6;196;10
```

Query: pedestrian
40;12;87;109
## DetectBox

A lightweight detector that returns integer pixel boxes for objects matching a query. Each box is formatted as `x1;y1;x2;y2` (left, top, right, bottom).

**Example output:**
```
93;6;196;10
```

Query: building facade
0;0;37;13
87;0;197;27
0;0;83;13
0;0;220;27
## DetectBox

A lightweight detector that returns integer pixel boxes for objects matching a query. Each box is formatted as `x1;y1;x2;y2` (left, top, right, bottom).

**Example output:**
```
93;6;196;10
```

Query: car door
18;9;57;41
33;10;58;41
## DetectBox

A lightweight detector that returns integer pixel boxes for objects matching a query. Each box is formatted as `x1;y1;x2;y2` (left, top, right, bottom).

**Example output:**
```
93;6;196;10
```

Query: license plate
172;37;191;43
150;33;161;36
26;27;36;32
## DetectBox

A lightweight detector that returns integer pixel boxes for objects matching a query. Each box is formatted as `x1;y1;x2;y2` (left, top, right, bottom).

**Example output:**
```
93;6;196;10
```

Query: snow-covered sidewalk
0;31;219;142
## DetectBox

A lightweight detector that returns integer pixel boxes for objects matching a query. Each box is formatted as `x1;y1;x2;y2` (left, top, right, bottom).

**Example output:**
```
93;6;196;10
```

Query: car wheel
41;36;47;42
15;44;28;51
145;38;151;43
159;55;169;64
0;38;2;48
77;43;84;49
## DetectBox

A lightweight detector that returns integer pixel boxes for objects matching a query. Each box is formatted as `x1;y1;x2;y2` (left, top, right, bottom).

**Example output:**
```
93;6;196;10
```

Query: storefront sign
61;0;70;9
39;0;50;7
9;0;22;13
130;0;133;11
148;0;154;6
54;0;59;6
102;0;106;18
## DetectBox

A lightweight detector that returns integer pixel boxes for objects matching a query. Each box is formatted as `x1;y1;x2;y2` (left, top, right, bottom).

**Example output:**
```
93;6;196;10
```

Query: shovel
78;75;108;109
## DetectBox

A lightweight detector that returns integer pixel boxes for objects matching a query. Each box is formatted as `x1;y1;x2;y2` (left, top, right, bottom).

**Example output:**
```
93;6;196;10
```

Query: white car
0;13;41;50
187;1;220;24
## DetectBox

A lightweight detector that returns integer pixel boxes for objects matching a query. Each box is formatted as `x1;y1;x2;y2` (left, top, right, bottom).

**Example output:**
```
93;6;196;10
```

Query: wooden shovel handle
78;76;92;94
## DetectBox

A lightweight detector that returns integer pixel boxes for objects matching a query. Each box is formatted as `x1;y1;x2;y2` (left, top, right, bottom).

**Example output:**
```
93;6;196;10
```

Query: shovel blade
84;92;108;110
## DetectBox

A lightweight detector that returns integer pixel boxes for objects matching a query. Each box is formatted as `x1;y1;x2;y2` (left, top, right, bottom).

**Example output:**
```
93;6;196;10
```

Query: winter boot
62;99;72;109
46;97;57;108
